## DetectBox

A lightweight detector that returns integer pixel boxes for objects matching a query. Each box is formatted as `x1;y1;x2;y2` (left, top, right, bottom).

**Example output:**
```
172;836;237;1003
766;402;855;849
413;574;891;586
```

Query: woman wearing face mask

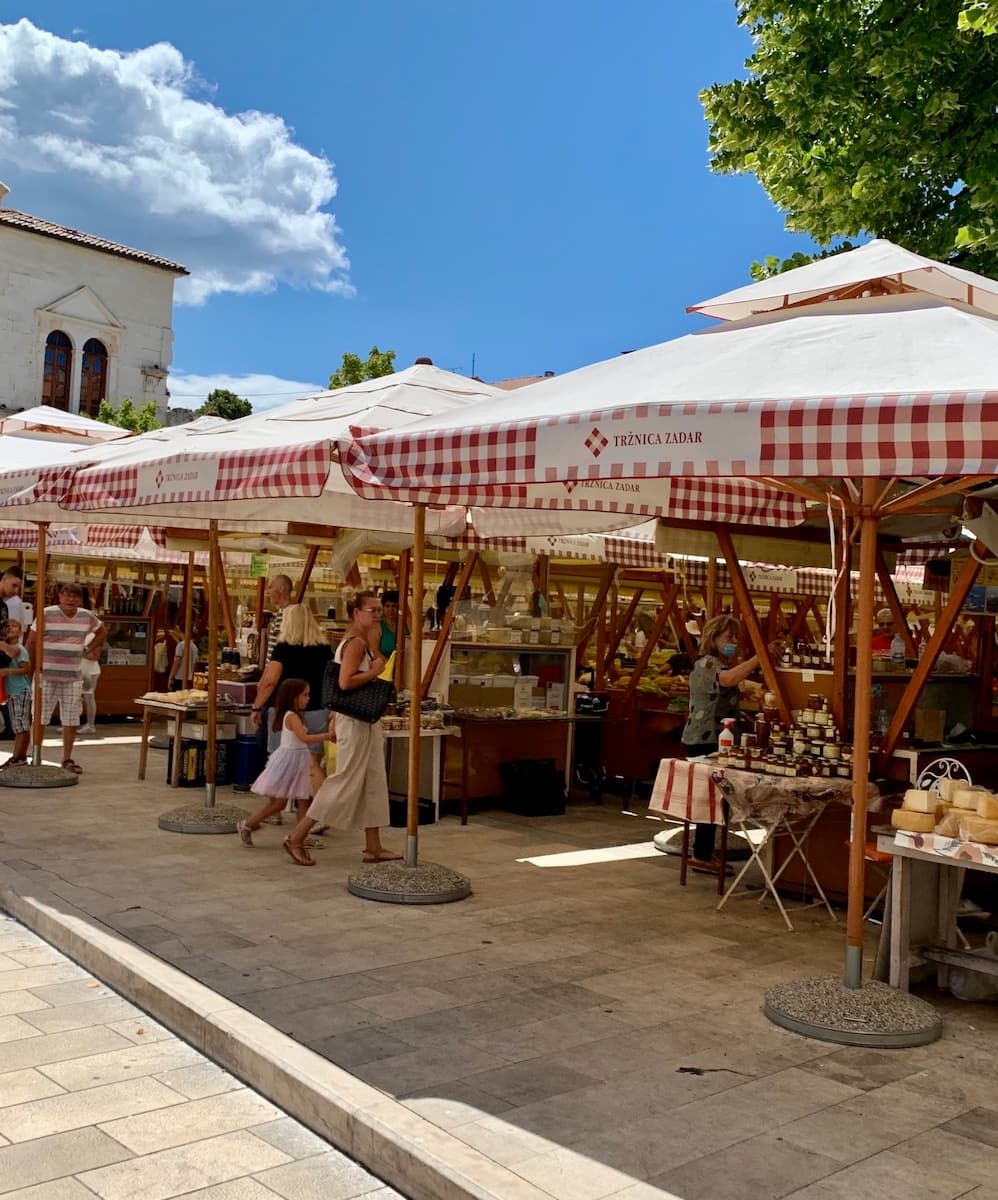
681;615;780;873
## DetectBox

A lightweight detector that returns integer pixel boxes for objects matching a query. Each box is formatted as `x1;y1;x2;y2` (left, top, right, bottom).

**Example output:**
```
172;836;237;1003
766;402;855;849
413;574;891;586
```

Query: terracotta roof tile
490;374;554;390
0;209;188;274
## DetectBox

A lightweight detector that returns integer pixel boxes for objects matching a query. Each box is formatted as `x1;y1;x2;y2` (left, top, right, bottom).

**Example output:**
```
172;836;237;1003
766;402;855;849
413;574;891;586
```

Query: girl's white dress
251;713;312;801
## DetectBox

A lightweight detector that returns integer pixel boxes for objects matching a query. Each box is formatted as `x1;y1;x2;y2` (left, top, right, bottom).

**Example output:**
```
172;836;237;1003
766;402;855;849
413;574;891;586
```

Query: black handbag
322;641;395;724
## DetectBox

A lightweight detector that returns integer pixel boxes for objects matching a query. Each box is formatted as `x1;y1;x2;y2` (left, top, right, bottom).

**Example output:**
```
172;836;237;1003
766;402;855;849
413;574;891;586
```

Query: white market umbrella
689;237;998;321
0;404;132;442
338;243;998;1034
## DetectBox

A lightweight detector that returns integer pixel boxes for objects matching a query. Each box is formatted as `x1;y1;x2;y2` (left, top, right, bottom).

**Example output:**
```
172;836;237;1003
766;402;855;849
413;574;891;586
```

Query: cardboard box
216;681;258;704
182;721;236;741
449;683;516;708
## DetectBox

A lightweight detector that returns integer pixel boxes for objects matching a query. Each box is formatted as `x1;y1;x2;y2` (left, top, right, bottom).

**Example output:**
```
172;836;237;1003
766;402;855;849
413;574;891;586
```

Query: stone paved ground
0;911;402;1199
2;726;998;1200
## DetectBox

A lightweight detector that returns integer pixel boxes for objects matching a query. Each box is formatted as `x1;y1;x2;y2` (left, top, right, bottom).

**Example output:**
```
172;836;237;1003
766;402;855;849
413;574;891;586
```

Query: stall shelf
444;640;577;812
99;617;156;715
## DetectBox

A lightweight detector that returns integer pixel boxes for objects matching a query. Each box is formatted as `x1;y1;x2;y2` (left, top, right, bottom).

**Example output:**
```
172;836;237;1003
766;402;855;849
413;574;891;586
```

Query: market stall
339;238;998;1036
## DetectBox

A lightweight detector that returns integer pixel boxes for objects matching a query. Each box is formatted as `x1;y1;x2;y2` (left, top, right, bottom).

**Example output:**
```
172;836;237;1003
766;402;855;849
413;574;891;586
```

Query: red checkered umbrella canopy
0;365;656;538
341;291;998;520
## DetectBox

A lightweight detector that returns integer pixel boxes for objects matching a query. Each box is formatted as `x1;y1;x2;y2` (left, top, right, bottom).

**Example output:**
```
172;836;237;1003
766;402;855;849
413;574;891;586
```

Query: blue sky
2;3;818;409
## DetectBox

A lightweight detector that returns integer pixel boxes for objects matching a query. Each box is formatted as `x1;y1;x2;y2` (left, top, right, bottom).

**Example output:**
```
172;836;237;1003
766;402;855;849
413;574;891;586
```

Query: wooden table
135;698;234;788
876;829;998;992
650;757;877;930
447;714;602;824
383;726;456;818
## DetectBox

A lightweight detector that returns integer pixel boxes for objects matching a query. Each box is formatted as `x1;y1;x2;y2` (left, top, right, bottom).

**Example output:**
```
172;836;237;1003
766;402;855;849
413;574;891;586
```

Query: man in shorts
27;583;106;774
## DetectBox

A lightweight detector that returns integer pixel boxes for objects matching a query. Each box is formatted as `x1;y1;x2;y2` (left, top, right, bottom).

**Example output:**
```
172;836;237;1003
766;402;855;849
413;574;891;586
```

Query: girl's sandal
61;759;83;774
237;821;254;847
283;838;315;866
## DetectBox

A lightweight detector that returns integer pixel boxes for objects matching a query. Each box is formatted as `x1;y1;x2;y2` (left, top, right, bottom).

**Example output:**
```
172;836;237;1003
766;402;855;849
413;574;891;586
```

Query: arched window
79;338;109;418
42;330;73;410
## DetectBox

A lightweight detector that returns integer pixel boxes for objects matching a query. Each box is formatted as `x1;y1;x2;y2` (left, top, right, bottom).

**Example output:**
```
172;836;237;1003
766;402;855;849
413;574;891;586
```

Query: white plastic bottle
890;632;906;665
718;717;737;751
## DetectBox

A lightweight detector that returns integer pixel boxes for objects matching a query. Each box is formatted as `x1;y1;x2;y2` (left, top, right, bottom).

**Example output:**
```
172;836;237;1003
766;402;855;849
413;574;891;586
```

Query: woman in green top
681;614;780;872
376;591;409;658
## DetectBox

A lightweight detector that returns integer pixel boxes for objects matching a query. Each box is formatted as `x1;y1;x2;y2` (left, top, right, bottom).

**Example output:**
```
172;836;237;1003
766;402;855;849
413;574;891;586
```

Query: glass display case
96;617;155;715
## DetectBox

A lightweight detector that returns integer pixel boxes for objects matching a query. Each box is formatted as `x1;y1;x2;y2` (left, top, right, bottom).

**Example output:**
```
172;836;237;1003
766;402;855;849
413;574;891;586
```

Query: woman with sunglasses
282;591;402;866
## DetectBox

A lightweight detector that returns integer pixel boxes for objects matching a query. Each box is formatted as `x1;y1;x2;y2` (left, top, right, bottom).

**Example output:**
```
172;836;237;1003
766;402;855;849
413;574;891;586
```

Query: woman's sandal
237;821;254;847
61;759;83;774
0;757;26;770
362;850;404;863
283;838;315;866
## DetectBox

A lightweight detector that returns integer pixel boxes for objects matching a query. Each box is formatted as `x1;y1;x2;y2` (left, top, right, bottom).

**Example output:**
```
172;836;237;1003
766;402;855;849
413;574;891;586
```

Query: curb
0;873;551;1200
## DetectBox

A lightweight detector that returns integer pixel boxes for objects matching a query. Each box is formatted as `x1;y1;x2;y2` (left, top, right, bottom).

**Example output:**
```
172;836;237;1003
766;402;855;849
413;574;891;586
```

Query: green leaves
704;0;998;276
197;389;252;420
328;346;396;390
96;398;161;432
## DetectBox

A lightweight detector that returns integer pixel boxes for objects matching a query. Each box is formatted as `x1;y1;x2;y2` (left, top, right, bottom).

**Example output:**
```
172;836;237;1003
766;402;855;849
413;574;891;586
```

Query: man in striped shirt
27;582;106;774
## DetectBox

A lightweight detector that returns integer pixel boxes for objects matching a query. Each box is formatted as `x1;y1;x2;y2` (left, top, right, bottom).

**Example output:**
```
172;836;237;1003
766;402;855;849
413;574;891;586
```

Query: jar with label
836;763;850;778
823;740;841;761
810;738;826;758
842;745;853;765
814;709;829;726
805;722;822;739
754;714;769;749
807;693;823;711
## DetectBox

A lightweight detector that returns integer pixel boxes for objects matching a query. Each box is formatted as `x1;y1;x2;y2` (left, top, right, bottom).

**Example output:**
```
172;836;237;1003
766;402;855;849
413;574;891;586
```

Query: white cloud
0;20;352;305
169;371;325;413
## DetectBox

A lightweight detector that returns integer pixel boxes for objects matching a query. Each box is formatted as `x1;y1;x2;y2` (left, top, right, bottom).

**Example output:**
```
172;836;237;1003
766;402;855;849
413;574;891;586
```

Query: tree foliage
197;388;252;420
702;1;998;274
96;398;161;432
328;346;396;390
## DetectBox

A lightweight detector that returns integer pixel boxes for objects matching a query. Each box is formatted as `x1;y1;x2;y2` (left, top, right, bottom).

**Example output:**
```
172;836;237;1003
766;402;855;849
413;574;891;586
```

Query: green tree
96;398;161;432
197;388;252;420
702;1;998;275
328;346;396;390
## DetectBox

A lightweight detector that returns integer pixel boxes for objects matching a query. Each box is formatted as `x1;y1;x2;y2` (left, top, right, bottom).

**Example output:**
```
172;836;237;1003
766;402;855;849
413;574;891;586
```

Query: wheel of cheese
903;789;937;812
891;808;937;833
951;785;981;811
976;793;998;821
959;813;998;845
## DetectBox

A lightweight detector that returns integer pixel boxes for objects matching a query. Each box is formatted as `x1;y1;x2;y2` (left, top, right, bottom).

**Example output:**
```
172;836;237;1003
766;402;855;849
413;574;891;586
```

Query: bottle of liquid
890;632;906;665
718;717;737;752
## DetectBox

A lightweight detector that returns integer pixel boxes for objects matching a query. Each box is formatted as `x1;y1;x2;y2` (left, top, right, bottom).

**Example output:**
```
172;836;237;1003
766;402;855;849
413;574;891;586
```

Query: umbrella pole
763;477;940;1046
205;520;219;809
346;502;470;904
406;504;426;867
157;521;245;834
844;479;878;988
182;552;195;688
30;522;47;767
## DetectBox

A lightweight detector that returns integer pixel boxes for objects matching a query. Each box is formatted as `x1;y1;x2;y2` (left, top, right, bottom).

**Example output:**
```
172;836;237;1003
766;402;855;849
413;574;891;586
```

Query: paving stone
0;1068;66;1109
37;1039;204;1090
20;997;141;1035
0;1127;133;1193
0;1026;133;1074
77;1130;292;1200
98;1089;282;1154
151;1062;244;1100
0;1077;185;1143
253;1153;397;1200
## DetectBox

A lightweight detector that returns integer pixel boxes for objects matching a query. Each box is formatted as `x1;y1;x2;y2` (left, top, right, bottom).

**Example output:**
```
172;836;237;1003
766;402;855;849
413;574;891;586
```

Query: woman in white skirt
283;591;402;867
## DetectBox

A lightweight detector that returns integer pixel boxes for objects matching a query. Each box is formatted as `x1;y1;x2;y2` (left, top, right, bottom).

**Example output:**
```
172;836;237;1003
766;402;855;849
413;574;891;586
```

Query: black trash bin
499;757;566;816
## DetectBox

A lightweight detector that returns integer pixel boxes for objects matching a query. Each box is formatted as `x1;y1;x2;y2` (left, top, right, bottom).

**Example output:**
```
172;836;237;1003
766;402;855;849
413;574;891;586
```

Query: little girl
238;678;334;847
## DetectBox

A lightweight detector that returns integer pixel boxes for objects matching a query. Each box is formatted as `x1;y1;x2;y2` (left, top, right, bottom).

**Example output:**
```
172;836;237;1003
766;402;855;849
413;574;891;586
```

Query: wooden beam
478;556;496;606
395;549;411;690
604;588;643;672
293;545;320;603
874;548;916;657
622;585;678;702
831;527;853;732
876;547;984;771
211;540;236;649
594;592;607;691
554;581;574;623
881;476;991;517
575;565;617;656
716;528;791;725
183;553;196;687
750;476;832;507
706;557;718;617
422;552;479;693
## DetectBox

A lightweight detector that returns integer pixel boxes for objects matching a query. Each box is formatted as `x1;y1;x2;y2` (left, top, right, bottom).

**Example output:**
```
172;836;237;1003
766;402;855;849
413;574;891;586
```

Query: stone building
0;183;187;422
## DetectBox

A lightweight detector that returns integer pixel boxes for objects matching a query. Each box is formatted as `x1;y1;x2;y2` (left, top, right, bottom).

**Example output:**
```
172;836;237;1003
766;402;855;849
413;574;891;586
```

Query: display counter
98;618;155;716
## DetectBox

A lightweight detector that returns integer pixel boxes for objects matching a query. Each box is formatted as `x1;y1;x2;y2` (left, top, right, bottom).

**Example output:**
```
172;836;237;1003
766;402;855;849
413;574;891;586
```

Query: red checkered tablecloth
649;758;722;825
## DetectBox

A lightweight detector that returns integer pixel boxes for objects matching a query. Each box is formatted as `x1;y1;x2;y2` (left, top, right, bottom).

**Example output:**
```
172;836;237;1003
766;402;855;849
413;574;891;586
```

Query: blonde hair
276;603;327;647
698;614;741;659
